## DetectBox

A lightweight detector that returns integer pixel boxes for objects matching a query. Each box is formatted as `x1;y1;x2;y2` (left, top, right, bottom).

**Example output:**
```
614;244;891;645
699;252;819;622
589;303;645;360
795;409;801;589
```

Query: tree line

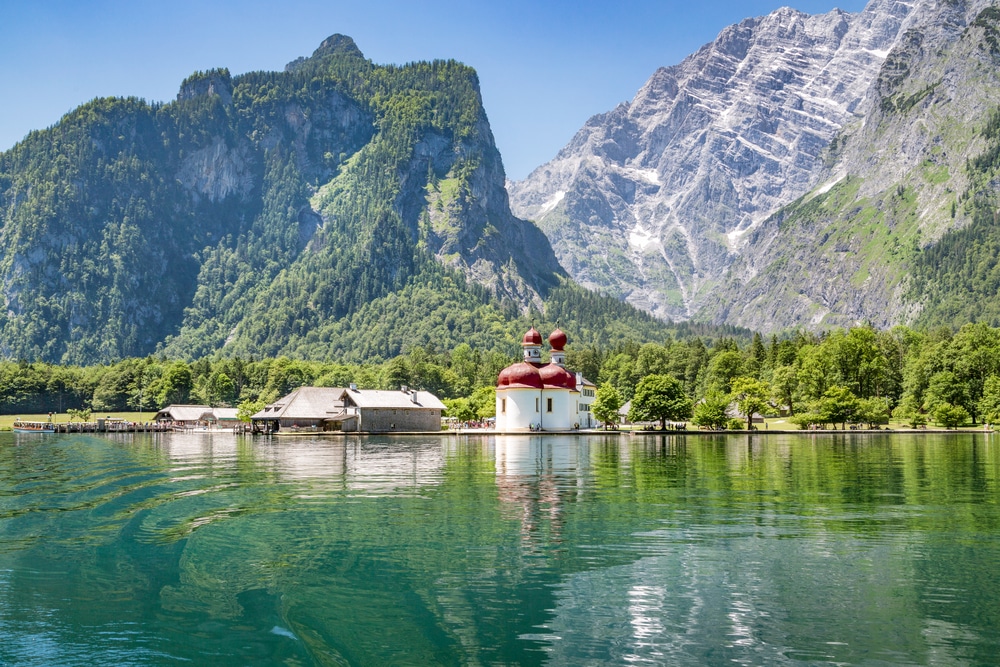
586;322;1000;430
4;322;1000;431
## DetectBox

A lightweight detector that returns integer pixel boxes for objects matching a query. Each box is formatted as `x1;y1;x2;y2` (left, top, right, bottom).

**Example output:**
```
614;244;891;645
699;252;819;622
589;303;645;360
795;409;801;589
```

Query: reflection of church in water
495;327;596;431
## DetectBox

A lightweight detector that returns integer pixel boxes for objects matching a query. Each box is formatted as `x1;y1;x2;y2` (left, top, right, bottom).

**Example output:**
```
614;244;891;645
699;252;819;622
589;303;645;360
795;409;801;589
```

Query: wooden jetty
15;418;174;434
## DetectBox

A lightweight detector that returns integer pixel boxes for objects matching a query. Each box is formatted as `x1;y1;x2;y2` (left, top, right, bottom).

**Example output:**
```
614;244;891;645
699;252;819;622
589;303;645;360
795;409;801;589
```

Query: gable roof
156;405;244;422
343;388;446;410
252;387;347;420
212;408;240;421
156;405;213;422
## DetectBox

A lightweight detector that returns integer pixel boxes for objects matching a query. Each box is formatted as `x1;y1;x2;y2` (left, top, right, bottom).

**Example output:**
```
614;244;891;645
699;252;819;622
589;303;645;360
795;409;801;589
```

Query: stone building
251;386;445;433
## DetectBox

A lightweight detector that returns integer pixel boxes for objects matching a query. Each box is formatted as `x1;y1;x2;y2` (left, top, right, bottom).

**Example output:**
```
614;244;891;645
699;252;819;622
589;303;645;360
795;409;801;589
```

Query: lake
0;431;998;666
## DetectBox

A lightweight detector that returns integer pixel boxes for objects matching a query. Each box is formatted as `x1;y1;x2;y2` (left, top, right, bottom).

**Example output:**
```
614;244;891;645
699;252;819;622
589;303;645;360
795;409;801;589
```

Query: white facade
541;388;576;430
496;387;540;431
576;376;596;428
495;328;596;432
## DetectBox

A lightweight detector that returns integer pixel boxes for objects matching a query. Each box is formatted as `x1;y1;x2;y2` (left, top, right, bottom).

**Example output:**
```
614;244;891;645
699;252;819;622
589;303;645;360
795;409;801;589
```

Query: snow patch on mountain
509;0;917;322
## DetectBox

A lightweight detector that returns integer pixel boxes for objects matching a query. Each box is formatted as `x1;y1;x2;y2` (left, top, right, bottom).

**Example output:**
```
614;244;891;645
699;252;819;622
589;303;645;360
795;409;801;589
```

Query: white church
494;327;596;431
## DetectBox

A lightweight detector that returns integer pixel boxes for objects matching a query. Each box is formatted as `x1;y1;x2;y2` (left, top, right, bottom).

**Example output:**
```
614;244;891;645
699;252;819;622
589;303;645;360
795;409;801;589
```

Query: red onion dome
522;327;543;346
539;363;577;390
548;328;567;351
498;362;544;389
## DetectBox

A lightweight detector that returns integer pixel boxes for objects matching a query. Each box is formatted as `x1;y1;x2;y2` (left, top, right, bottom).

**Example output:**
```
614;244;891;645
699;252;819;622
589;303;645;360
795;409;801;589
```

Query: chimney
401;385;408;393
411;390;419;404
349;383;357;391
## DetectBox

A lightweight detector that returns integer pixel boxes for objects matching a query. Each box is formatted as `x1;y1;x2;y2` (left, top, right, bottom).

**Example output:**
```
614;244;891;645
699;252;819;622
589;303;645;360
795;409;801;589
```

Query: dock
13;419;174;434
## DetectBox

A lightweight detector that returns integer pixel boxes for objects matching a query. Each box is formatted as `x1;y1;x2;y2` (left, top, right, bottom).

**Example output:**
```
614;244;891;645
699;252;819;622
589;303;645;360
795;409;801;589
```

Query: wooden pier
14;419;174;434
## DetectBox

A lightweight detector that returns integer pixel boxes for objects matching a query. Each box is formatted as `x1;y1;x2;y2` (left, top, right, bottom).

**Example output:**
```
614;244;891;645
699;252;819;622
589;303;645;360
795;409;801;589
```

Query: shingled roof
155;405;214;422
252;387;347;420
155;405;243;422
343;388;446;410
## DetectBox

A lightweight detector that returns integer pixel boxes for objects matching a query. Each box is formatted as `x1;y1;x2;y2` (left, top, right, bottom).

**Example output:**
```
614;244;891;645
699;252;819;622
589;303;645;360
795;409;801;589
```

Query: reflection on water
0;432;999;665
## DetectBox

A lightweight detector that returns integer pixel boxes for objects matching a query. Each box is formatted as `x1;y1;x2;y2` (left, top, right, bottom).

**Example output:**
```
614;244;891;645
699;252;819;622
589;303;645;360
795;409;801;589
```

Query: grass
0;412;158;431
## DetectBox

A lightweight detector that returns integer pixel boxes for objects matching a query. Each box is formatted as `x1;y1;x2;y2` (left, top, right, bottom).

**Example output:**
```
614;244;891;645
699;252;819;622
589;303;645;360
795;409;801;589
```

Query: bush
789;412;823;430
933;403;970;429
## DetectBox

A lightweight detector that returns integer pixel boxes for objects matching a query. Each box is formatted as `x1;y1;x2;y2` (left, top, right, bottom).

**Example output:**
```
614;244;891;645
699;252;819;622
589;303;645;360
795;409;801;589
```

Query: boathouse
251;386;445;433
154;405;237;428
342;386;446;432
250;387;357;433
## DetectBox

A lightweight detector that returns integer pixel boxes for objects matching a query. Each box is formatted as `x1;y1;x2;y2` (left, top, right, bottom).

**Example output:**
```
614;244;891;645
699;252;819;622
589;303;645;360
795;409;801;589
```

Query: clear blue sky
0;0;868;180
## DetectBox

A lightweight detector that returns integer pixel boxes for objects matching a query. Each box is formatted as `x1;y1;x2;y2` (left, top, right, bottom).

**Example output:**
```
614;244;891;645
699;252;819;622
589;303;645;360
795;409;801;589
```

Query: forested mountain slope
0;35;684;364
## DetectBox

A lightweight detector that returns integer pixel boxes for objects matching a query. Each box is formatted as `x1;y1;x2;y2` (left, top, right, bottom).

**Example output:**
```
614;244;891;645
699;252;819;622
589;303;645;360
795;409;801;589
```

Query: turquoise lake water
0;431;998;666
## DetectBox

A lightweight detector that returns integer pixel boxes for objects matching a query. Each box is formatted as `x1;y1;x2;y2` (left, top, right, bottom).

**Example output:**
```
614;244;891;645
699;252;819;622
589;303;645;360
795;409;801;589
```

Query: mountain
509;0;916;323
0;35;685;365
698;0;1000;331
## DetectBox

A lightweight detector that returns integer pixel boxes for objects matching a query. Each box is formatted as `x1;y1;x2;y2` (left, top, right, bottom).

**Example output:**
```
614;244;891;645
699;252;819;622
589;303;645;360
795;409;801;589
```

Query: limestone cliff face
177;68;233;105
176;137;255;203
414;115;563;310
700;0;1000;331
509;0;915;322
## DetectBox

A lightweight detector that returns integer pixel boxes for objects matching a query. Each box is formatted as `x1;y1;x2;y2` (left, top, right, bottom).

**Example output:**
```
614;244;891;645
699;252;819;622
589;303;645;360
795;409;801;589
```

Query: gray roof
156;405;242;421
156;405;213;422
343;388;446;410
252;387;347;420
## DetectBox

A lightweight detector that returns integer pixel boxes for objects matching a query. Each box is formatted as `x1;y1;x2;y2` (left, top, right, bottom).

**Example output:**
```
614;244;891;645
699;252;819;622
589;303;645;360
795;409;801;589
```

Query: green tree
771;365;798;416
237;399;265;423
629;374;692;430
789;411;824;430
469;386;496;419
691;391;730;429
444;397;475;422
978;375;1000;424
67;408;92;422
797;344;835;401
855;396;890;428
635;343;672;378
208;371;236;406
923;371;968;416
730;376;771;431
933;403;970;429
599;352;639;402
705;351;744;393
158;362;193;406
746;332;767;377
591;382;622;429
816;385;860;430
892;394;927;428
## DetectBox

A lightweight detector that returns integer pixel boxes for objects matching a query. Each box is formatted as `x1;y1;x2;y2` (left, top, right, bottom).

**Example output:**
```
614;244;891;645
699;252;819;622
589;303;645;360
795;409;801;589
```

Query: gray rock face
699;0;1000;331
177;69;233;105
508;0;915;322
176;137;255;203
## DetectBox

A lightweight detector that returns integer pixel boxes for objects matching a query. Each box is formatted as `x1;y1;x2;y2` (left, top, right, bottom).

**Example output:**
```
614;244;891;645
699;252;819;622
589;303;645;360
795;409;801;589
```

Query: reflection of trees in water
1;433;1000;664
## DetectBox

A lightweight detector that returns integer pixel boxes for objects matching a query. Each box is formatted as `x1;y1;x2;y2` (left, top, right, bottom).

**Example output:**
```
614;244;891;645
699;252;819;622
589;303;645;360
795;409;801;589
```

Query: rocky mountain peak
508;0;915;323
698;0;1000;333
311;33;365;60
286;34;366;72
177;68;233;104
